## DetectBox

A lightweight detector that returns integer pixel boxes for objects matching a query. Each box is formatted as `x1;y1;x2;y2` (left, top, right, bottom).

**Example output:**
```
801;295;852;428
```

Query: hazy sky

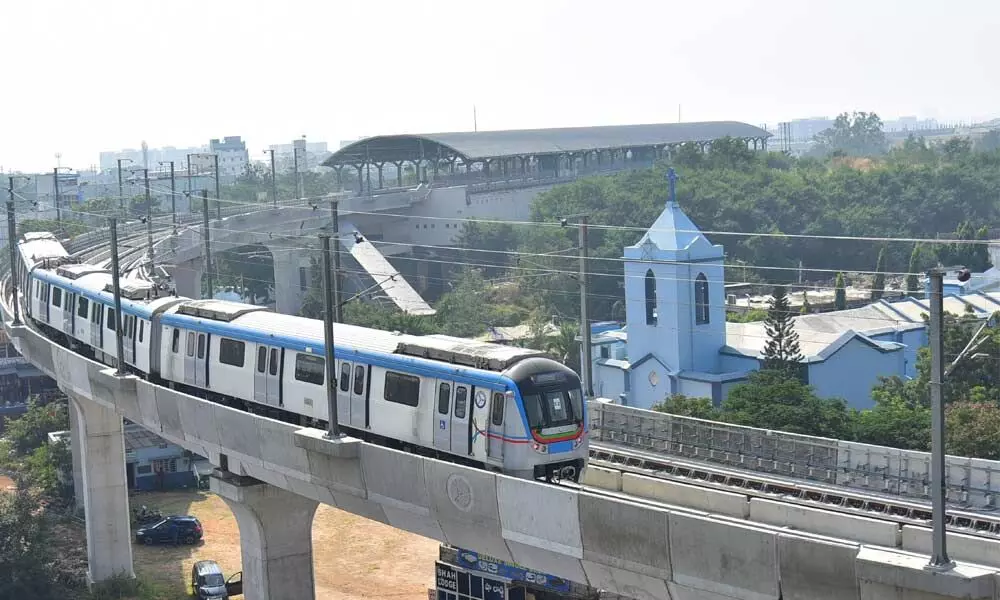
2;0;997;173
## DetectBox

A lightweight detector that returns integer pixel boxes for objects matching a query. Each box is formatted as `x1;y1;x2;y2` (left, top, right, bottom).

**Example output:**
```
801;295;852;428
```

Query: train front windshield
519;372;585;432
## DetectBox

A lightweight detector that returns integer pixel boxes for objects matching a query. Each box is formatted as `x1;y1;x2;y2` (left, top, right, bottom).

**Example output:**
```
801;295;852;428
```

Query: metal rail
590;442;1000;541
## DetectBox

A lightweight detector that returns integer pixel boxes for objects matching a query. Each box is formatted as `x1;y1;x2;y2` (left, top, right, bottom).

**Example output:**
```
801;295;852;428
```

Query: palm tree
548;322;581;373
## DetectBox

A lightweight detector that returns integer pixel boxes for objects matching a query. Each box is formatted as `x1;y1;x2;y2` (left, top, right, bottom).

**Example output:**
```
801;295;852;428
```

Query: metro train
16;232;587;482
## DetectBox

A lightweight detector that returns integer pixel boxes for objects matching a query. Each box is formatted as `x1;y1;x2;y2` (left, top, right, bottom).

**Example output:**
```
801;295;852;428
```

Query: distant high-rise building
99;145;207;173
209;136;250;182
267;138;331;173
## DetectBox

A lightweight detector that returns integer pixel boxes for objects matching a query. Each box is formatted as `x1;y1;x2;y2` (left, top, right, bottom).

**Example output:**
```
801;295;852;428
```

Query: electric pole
267;149;278;208
52;168;60;223
560;213;594;398
109;217;126;375
213;154;221;221
144;169;154;280
7;176;25;326
320;233;341;439
330;200;342;322
169;161;176;232
116;158;132;212
293;147;303;199
926;268;954;571
201;190;212;299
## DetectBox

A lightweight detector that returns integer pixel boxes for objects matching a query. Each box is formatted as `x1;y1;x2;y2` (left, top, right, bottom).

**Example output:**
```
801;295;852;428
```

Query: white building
99;145;207;173
267;138;330;173
209;136;250;182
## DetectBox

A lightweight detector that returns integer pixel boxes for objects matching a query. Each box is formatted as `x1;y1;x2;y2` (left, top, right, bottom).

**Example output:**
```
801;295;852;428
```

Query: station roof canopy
323;121;770;167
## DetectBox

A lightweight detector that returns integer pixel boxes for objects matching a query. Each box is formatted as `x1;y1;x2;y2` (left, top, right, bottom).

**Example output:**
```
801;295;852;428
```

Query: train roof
32;267;185;318
166;305;549;371
19;232;70;269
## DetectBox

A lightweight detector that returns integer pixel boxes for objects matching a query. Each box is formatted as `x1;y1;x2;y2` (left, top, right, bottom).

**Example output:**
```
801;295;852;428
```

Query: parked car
191;560;242;599
134;515;203;546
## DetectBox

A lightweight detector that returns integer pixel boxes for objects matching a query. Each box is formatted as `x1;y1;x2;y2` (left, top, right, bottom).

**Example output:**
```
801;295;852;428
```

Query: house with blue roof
584;170;1000;410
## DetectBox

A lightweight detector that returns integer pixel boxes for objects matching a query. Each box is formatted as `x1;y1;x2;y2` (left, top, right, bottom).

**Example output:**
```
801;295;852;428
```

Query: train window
77;297;88;319
138;320;144;342
295;354;324;385
172;329;180;353
107;307;115;330
454;386;467;419
51;287;61;308
219;338;245;367
384;372;419;407
353;366;365;395
491;392;505;427
437;383;451;415
269;348;278;376
339;362;350;392
256;347;266;373
196;335;205;359
186;332;195;357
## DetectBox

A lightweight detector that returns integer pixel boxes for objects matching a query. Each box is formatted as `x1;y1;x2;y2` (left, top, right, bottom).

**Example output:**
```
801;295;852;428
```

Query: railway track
588;442;1000;541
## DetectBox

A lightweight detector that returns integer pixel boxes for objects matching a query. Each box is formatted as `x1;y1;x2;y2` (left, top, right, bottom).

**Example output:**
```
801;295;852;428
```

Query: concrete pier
69;393;134;584
212;472;319;600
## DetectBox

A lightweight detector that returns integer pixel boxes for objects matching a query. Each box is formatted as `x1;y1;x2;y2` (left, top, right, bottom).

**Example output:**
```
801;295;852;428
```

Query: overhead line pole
926;268;954;571
144;169;154;281
330;199;342;322
561;213;593;398
214;154;221;221
201;190;213;299
6;178;23;326
109;217;127;376
320;233;341;439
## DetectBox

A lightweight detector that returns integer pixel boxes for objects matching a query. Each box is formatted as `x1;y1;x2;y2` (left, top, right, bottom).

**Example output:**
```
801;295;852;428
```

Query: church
582;169;1000;410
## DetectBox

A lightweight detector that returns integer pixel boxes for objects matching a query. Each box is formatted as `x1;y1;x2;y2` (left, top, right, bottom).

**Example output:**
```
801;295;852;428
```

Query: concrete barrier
621;472;749;518
855;546;995;600
668;511;779;600
776;533;860;600
581;465;623;491
901;525;1000;568
749;497;900;548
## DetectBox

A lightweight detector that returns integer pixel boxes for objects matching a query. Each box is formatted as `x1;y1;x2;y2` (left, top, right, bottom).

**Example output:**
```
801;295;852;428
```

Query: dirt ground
131;489;439;599
0;474;13;490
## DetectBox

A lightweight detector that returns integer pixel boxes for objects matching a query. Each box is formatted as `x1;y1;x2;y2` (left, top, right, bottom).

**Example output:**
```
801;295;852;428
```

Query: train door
194;333;208;387
336;361;351;425
487;392;505;462
349;364;366;428
123;315;135;364
183;331;196;385
253;346;281;406
433;381;452;452
470;387;490;461
74;297;89;341
450;385;470;456
267;347;281;406
42;283;50;323
63;292;74;334
90;302;102;349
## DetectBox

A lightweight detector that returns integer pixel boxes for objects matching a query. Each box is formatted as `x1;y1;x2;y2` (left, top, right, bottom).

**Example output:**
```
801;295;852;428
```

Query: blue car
134;515;203;546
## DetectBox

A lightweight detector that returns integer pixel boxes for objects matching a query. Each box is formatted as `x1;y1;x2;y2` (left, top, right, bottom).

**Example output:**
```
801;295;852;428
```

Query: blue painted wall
807;338;906;409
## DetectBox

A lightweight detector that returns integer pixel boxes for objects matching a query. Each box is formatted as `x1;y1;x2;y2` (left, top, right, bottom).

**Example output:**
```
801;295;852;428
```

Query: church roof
722;321;903;362
627;168;723;256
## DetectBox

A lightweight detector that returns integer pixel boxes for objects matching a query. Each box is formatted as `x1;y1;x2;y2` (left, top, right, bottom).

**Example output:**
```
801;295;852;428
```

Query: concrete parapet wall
589;401;1000;510
581;465;622;491
901;525;1000;568
749;497;900;548
621;472;749;518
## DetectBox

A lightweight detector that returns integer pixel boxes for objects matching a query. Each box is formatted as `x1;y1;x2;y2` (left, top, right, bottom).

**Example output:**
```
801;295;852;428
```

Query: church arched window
644;270;657;325
695;273;710;325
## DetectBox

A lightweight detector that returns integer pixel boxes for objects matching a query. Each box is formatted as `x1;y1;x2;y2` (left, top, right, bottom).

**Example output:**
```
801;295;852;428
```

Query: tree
652;394;720;420
0;487;62;599
906;245;921;297
834;273;847;310
813;111;888;156
762;286;803;372
546;322;581;373
722;371;853;438
871;247;886;301
946;401;1000;460
2;399;68;458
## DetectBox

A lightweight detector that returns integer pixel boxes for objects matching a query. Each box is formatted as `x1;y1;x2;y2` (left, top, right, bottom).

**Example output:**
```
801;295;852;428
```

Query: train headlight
532;441;548;454
572;434;584;450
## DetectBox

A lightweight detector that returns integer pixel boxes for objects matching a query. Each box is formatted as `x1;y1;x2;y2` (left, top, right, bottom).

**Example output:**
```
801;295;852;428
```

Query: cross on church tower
666;167;679;207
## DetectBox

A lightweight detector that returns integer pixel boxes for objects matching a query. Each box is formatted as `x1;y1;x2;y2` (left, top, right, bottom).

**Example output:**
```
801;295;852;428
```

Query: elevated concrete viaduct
7;213;1000;599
